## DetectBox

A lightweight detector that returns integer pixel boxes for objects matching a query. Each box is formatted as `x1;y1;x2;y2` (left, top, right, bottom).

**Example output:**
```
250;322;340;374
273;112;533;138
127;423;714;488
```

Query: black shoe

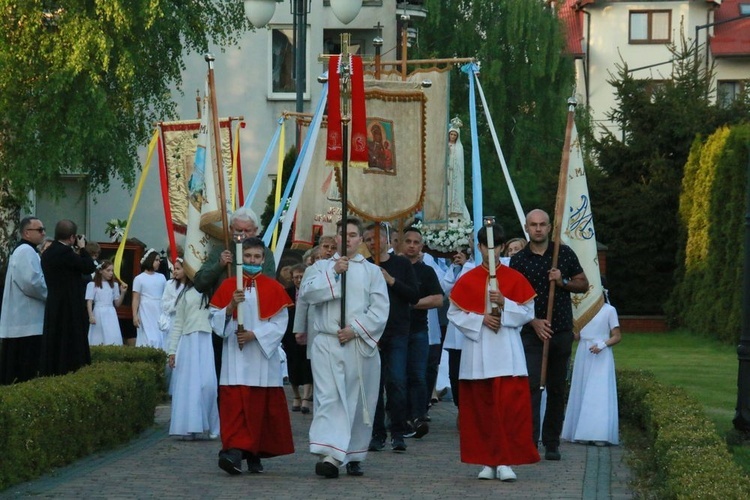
218;449;242;475
545;445;561;461
413;421;429;439
315;461;339;478
346;462;364;476
247;455;264;473
368;436;385;451
391;436;407;452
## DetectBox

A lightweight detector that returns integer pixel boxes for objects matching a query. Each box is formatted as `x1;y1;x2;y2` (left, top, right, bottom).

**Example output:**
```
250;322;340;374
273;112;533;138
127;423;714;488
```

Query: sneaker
368;436;385;451
545;445;561;461
247;455;264;473
345;461;364;476
391;436;407;452
218;449;242;475
477;466;496;480
497;465;517;482
315;460;339;479
413;421;429;439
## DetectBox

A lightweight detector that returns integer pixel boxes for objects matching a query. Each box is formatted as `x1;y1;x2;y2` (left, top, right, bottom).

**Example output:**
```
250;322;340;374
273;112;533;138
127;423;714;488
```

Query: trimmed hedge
618;368;750;499
91;345;167;393
0;361;159;491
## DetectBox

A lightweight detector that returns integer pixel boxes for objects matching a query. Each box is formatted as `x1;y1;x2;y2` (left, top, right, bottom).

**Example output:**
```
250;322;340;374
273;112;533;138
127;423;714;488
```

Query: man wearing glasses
0;217;48;384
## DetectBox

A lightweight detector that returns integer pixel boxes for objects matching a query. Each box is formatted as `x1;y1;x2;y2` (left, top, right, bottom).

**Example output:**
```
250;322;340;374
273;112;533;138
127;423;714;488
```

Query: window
718;81;746;108
270;28;295;94
740;4;750;16
629;10;671;44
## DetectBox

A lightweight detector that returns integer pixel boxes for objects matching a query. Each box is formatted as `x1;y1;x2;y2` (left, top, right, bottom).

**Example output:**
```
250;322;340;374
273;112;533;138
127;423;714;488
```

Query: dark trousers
407;329;429;421
373;334;409;439
446;347;462;407
522;329;573;448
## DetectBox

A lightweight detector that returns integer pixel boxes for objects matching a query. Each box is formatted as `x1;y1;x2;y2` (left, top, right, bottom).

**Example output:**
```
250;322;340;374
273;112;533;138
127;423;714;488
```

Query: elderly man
0;216;48;384
193;206;276;296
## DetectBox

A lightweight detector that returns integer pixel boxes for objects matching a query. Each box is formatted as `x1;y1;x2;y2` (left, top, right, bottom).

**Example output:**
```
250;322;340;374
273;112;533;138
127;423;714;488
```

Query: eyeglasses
28;227;46;233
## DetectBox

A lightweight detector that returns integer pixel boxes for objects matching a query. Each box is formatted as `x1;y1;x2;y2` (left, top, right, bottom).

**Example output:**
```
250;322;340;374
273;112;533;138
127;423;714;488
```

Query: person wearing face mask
209;237;294;475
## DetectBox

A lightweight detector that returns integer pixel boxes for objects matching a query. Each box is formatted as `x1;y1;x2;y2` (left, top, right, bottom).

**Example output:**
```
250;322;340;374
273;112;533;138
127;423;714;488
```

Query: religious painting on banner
160;97;234;278
366;119;396;173
159;119;234;232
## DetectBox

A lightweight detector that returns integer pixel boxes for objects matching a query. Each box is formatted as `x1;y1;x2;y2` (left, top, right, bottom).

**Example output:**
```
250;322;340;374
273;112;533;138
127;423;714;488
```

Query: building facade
560;0;749;136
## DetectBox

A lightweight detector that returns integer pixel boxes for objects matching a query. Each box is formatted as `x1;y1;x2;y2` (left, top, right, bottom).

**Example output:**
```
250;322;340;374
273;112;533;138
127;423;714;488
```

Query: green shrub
618;369;750;499
91;345;167;394
0;361;159;491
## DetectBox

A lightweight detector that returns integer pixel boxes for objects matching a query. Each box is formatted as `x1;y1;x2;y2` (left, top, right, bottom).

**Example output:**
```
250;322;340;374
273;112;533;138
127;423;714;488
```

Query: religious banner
559;122;604;332
292;69;448;247
178;93;233;279
159;118;234;232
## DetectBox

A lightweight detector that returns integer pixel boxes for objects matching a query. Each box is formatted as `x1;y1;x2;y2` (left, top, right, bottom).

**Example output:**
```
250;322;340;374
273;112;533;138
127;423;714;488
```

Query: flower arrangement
105;219;127;243
278;197;292;223
413;219;473;253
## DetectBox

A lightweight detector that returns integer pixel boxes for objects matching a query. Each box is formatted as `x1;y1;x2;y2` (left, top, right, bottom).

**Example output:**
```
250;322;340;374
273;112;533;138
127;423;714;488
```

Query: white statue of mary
447;117;470;222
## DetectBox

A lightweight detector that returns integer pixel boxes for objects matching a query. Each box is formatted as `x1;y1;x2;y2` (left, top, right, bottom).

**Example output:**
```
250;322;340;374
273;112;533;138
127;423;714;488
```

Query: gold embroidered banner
160;119;233;231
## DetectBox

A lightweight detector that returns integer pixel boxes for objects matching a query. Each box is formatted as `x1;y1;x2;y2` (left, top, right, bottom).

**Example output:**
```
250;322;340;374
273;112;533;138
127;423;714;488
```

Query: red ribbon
157;132;178;263
326;55;343;166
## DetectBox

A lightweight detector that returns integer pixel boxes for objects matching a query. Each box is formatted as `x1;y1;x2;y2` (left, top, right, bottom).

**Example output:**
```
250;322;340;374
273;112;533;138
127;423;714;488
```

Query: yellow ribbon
270;122;286;251
114;129;160;280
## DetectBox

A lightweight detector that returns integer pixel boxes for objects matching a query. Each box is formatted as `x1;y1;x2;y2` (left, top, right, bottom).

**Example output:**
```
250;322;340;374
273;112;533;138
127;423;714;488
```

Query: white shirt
448;294;535;380
0;243;47;338
441;260;475;349
210;286;288;387
299;253;389;351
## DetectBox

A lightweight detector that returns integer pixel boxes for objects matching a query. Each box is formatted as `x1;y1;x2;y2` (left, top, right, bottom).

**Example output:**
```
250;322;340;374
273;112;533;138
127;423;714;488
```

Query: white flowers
413;219;473;253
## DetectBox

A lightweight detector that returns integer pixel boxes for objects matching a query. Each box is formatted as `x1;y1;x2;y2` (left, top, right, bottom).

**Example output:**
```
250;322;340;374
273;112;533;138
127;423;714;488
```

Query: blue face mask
243;264;262;275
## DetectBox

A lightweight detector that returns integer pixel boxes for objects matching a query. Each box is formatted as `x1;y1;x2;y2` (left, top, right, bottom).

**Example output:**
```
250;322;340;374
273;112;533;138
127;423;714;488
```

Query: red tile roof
710;0;750;57
560;0;584;58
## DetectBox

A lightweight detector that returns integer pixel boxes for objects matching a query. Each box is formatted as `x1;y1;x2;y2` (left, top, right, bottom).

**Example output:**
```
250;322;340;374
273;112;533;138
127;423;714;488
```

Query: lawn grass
604;328;750;474
613;328;738;433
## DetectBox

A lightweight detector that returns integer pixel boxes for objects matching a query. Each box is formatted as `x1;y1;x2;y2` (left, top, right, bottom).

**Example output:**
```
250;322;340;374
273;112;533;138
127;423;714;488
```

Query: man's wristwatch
562;277;570;288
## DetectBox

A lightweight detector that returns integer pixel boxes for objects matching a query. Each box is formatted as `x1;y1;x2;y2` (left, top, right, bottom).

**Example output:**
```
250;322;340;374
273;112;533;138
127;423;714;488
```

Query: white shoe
477;466;496;480
497;465;517;482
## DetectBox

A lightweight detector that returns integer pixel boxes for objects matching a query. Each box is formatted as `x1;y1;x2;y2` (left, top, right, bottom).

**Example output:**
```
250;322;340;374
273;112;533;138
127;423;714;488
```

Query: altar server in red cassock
210;237;294;475
448;223;540;482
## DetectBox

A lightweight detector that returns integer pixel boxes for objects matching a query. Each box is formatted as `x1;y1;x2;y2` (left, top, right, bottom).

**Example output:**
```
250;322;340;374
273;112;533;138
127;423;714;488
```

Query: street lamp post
242;0;363;145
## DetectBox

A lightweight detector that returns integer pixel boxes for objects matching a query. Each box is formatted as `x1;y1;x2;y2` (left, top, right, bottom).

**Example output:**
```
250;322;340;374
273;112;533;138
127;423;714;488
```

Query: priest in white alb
299;218;389;479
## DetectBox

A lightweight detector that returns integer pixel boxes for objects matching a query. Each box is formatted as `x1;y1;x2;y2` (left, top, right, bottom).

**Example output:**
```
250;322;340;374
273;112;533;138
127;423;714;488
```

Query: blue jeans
373;334;409;439
407;329;429;421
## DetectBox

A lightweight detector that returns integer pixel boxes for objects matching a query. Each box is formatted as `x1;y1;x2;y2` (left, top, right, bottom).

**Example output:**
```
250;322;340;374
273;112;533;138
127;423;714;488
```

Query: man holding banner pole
510;209;587;461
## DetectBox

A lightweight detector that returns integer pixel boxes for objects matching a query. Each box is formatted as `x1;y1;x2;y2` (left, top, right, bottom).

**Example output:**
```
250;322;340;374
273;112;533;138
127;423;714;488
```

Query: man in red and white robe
448;223;540;482
210;237;294;475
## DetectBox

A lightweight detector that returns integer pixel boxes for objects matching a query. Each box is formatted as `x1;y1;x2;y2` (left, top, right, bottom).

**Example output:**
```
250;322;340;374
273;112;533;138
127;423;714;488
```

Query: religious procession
0;39;620;496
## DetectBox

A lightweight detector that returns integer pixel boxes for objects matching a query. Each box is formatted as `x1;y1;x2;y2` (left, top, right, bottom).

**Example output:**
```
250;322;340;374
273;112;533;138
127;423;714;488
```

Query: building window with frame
629;10;671;44
718;81;746;108
271;29;295;94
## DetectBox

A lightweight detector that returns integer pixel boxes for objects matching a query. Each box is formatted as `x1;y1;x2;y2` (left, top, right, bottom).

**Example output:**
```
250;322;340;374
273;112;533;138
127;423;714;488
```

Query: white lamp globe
330;0;362;25
243;0;277;28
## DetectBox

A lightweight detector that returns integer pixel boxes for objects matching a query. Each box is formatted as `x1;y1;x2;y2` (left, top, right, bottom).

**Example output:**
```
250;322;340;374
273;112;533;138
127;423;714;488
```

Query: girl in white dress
86;260;127;346
159;258;186;334
167;274;219;439
562;297;622;446
132;249;167;349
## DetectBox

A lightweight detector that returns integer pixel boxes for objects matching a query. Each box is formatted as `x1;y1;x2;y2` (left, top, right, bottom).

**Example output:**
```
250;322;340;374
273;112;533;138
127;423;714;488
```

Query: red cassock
451;264;540;466
211;273;295;458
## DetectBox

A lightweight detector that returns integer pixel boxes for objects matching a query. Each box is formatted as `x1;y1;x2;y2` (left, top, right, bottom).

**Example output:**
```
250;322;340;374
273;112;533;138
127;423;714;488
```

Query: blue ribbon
462;62;483;264
244;116;284;208
262;82;329;245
